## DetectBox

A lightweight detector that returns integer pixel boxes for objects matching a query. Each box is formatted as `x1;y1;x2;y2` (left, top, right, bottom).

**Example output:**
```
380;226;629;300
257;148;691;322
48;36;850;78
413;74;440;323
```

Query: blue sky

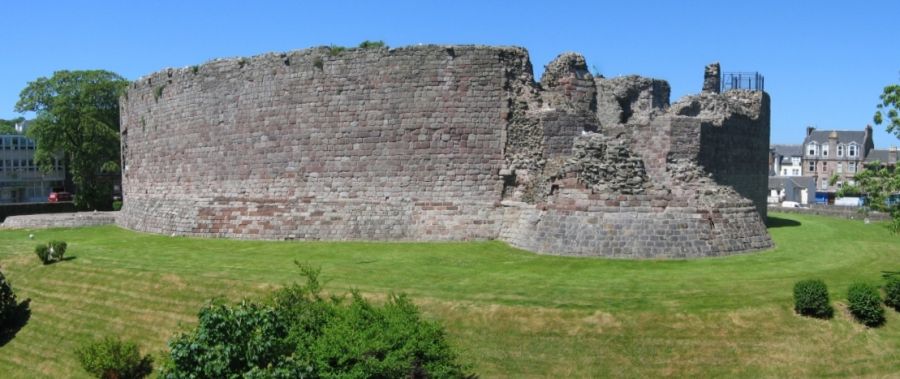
2;1;898;147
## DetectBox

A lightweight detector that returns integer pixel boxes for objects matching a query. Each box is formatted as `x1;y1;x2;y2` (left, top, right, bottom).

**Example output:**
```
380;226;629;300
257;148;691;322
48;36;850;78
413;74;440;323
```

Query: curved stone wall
119;45;772;257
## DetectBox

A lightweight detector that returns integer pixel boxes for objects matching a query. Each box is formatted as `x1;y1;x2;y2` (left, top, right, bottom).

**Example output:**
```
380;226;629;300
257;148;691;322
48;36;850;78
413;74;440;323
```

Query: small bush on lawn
884;276;900;312
793;279;833;318
34;241;67;264
76;337;153;379
847;282;885;327
34;245;51;264
0;267;18;328
162;263;473;378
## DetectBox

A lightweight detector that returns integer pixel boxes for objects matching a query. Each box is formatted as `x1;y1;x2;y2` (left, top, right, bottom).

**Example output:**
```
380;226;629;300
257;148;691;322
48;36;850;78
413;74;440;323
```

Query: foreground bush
0;267;18;328
34;240;67;264
847;282;885;327
162;263;472;378
75;337;153;379
793;279;833;318
885;276;900;312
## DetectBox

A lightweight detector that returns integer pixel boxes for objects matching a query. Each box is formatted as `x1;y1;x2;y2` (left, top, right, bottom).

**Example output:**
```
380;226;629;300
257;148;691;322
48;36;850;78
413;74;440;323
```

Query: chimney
806;126;815;136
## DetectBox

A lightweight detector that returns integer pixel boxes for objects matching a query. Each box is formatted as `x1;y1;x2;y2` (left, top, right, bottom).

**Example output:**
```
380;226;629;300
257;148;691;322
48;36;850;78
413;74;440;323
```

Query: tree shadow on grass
0;299;31;347
767;216;802;228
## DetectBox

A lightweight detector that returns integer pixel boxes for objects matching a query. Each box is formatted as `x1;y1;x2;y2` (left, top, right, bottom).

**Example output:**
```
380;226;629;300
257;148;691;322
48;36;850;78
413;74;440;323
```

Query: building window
848;144;857;157
837;144;844;157
821;178;828;190
807;143;818;156
822;162;827;171
837;162;843;173
792;168;800;175
822;144;829;157
849;161;856;173
809;161;816;172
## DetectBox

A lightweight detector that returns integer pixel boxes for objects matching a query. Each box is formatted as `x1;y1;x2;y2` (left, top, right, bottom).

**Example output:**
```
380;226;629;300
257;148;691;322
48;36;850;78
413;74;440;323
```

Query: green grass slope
0;212;897;378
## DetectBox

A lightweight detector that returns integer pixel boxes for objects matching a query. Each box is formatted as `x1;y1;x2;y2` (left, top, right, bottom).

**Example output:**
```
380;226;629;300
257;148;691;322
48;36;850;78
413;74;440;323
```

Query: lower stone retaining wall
503;202;770;259
0;202;77;223
117;197;503;241
1;212;118;229
768;205;890;222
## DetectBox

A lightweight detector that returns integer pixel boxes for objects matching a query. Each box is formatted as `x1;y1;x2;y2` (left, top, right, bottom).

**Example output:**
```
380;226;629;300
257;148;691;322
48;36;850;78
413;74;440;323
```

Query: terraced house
0;121;65;203
802;125;873;193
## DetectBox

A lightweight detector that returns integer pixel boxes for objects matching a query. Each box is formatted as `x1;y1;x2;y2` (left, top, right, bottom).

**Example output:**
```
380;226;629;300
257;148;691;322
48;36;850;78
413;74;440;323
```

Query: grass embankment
0;212;898;377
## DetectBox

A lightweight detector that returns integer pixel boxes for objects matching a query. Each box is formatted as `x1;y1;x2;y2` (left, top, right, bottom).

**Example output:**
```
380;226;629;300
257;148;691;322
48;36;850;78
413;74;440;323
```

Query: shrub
884;276;900;312
76;337;153;379
0;267;18;328
847;282;885;327
112;200;123;211
49;240;67;258
35;244;51;264
358;40;387;49
162;263;472;378
35;241;67;264
327;44;346;56
793;279;833;318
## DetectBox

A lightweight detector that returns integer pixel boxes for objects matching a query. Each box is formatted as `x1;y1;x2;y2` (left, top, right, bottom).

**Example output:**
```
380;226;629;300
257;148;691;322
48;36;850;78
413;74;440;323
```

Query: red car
48;191;73;202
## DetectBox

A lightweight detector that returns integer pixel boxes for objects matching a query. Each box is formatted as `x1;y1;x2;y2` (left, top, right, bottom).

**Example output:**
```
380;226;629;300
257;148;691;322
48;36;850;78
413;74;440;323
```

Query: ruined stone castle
118;45;772;258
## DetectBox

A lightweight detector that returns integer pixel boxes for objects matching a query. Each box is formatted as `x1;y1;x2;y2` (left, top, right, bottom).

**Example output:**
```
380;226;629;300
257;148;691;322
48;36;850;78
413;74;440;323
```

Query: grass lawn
0;212;898;378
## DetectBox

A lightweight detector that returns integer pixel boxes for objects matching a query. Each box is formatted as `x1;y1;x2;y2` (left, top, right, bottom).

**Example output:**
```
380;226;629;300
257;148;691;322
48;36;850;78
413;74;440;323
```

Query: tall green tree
848;162;900;233
15;70;128;210
875;83;900;139
0;117;24;134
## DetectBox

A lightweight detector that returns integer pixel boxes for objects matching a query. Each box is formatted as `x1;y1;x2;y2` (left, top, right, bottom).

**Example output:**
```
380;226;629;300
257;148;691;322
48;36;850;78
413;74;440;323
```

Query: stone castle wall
119;45;773;258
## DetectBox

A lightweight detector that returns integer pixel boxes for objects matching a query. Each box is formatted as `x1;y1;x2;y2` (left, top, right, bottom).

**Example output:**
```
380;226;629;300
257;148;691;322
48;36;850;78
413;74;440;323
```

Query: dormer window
848;144;858;157
837;144;844;157
821;144;829;157
807;142;818;157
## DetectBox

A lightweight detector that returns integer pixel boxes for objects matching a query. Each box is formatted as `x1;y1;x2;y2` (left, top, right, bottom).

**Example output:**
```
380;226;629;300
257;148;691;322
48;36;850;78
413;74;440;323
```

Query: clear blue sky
2;1;899;147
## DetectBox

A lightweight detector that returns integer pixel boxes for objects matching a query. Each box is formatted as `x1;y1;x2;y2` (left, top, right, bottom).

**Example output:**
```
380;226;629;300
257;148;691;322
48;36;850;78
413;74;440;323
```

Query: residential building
802;125;874;193
0;121;66;203
769;144;803;176
768;176;815;205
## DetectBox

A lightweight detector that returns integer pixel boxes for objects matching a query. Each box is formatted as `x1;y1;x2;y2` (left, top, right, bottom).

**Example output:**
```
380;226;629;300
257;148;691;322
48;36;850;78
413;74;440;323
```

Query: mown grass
0;212;898;378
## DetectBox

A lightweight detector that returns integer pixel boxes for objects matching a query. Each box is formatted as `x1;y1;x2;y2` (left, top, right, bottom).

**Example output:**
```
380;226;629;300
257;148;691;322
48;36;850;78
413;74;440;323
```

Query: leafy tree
875;83;900;139
14;70;128;210
0;117;25;134
850;162;900;233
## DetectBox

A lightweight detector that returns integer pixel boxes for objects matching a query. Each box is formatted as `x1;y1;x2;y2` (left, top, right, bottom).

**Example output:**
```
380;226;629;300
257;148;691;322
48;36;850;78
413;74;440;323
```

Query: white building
0;121;66;203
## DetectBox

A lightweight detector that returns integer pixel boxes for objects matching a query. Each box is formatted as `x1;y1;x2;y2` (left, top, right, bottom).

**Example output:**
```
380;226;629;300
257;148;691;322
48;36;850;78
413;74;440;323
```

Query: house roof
768;176;815;190
802;130;866;146
771;144;802;157
864;149;897;164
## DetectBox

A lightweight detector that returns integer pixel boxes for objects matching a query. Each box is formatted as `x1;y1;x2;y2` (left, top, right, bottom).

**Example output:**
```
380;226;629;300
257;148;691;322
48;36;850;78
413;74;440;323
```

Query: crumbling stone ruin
118;45;772;258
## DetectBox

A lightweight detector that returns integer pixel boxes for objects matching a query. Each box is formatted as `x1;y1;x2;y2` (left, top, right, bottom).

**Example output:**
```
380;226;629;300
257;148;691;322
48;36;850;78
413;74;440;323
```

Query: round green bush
847;282;885;327
34;241;68;264
34;244;51;265
793;279;833;318
76;337;153;379
0;267;18;328
884;277;900;312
